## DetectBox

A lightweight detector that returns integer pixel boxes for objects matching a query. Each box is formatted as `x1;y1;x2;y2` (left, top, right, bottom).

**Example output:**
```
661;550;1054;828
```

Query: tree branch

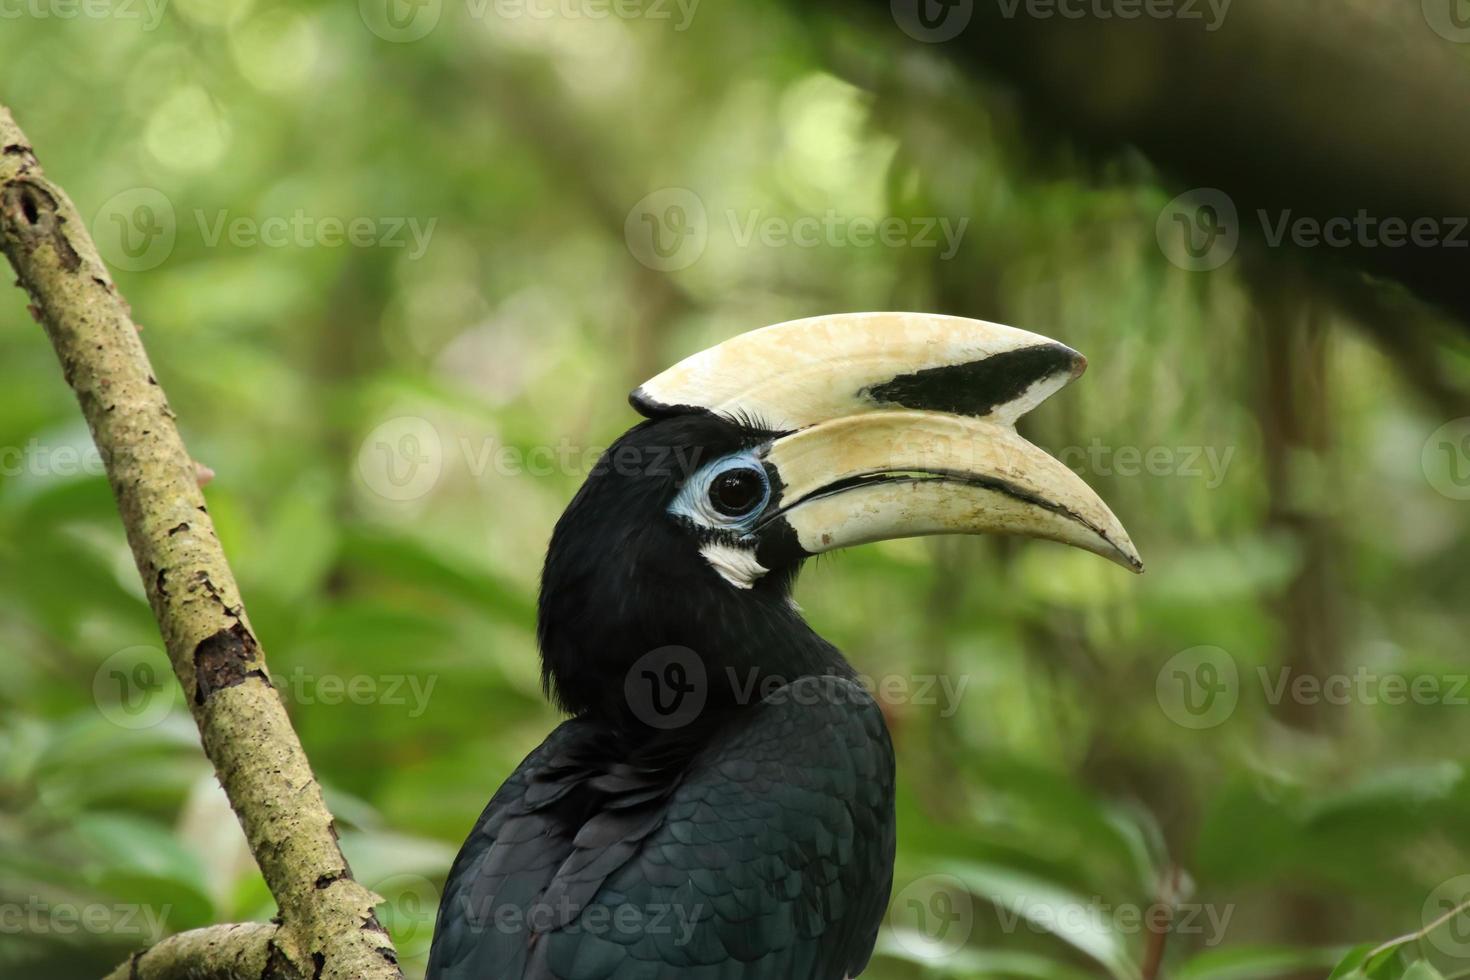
102;923;281;980
0;105;402;980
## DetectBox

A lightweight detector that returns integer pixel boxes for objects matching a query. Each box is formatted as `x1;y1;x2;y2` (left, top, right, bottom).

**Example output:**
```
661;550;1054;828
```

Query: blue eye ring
669;452;771;534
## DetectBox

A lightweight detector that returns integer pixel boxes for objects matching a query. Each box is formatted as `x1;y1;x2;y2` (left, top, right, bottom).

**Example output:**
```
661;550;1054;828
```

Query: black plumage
427;312;1141;979
427;414;897;980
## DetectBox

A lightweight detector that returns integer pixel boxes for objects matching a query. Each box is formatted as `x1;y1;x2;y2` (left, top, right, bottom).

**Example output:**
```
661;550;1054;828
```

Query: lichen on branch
0;104;403;980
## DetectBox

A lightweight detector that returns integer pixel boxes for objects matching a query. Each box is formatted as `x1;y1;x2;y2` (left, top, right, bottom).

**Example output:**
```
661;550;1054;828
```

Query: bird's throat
538;569;852;733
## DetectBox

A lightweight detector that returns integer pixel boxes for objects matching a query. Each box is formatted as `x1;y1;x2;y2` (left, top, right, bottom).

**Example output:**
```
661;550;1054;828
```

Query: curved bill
757;410;1143;572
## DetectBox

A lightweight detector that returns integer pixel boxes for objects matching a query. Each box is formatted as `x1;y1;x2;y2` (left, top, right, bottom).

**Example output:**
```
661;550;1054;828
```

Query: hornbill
427;312;1141;980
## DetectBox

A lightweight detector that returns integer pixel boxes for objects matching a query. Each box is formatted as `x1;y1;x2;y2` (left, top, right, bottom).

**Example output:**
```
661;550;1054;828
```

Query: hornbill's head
538;313;1141;724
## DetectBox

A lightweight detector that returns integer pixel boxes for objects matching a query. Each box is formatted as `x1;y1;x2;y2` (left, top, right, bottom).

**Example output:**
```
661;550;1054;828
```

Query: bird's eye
708;467;765;517
668;452;770;531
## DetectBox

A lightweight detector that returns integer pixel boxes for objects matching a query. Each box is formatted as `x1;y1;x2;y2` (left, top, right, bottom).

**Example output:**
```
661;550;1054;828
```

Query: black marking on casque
860;343;1084;418
628;386;694;420
628;388;790;444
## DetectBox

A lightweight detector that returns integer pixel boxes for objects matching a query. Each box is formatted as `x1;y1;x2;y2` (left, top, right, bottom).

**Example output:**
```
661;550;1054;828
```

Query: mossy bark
102;924;283;980
0;104;403;980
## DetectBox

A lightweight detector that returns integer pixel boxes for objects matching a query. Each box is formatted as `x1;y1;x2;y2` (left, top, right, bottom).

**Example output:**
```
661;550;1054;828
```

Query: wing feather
428;676;895;980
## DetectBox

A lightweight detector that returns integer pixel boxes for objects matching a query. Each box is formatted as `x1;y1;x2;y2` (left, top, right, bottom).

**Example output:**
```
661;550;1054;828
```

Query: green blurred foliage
2;2;1469;978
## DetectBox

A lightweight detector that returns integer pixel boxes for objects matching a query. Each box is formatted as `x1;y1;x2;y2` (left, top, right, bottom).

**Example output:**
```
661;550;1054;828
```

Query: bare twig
1140;865;1182;980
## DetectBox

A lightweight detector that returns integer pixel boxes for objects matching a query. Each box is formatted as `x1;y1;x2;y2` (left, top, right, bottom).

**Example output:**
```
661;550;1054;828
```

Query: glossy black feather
428;677;894;979
429;414;898;980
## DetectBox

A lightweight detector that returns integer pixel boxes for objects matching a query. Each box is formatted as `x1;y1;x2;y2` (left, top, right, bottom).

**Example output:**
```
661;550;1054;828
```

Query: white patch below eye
699;543;769;589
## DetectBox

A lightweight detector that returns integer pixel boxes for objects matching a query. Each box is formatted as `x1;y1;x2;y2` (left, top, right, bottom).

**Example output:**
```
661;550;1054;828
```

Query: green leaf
945;861;1140;980
1326;943;1373;979
877;934;1100;980
1176;944;1343;980
341;528;534;624
69;814;217;934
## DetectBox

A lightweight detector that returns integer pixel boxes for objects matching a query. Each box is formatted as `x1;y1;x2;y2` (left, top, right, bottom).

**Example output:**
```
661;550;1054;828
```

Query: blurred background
3;1;1470;977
